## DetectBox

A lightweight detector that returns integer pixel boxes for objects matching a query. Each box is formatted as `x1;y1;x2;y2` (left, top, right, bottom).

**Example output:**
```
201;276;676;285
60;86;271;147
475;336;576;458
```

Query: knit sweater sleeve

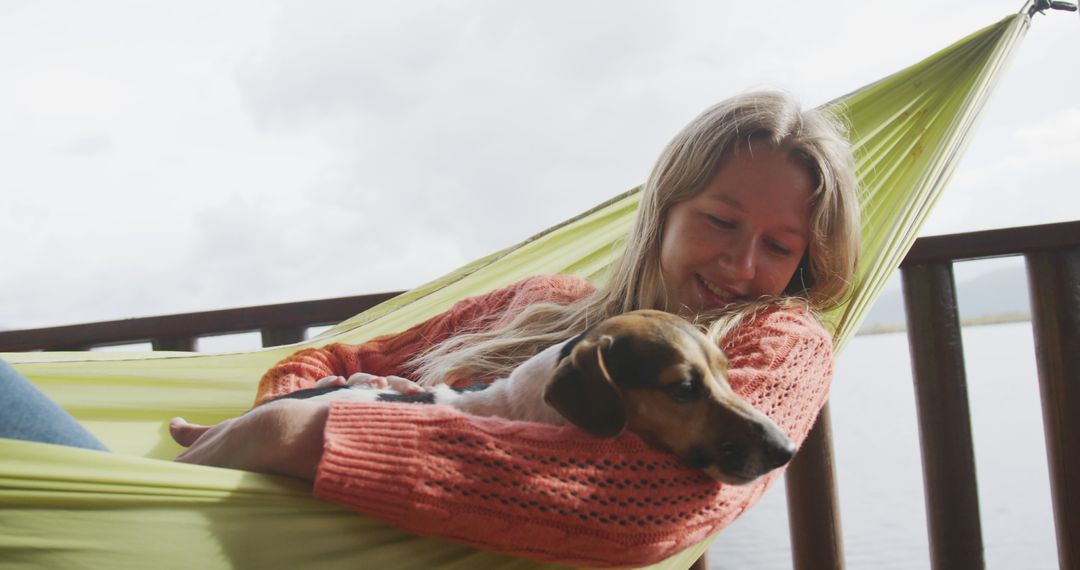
312;306;835;568
254;275;594;405
720;306;835;446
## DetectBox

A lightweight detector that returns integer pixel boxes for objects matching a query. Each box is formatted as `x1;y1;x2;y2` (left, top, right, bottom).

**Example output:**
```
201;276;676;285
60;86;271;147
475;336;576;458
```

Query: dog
275;309;796;485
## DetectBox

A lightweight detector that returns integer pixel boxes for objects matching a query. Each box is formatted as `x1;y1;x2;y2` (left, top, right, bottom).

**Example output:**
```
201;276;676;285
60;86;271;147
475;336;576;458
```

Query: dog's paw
315;376;348;388
383;375;424;395
345;372;391;390
341;373;424;395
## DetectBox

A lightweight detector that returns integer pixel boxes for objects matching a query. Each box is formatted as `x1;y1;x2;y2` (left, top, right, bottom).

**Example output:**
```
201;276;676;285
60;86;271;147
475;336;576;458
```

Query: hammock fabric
0;14;1029;570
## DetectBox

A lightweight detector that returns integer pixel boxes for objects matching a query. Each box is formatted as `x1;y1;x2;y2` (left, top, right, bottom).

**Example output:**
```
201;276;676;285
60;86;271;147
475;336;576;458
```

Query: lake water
707;321;1059;569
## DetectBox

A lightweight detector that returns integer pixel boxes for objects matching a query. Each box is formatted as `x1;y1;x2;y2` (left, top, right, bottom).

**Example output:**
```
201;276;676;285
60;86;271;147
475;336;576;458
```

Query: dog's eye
666;377;704;404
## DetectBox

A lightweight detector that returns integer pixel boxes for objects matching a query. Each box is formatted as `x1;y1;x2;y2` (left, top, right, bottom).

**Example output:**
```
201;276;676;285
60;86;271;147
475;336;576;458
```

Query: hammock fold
0;13;1029;570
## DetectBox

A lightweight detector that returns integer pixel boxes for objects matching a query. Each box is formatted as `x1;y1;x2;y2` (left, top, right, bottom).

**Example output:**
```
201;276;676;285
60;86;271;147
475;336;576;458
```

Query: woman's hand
169;399;330;481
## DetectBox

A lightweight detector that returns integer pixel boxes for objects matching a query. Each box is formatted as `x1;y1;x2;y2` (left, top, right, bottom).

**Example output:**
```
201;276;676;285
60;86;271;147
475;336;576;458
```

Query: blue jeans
0;358;109;451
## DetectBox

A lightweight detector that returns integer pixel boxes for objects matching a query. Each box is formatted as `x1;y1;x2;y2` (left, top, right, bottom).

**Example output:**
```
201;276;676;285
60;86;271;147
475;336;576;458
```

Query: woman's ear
543;337;626;438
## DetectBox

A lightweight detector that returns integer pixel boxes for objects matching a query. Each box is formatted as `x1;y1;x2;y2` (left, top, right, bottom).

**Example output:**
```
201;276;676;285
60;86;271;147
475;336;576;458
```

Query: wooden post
152;336;197;351
1025;247;1080;570
786;403;845;570
261;325;306;347
902;262;985;570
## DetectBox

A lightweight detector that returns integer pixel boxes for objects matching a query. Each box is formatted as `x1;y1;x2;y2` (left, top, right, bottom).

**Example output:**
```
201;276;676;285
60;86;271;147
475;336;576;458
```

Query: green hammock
0;13;1029;570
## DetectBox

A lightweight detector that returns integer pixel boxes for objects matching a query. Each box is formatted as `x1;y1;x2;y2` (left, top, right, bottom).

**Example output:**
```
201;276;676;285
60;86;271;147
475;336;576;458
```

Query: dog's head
543;309;796;485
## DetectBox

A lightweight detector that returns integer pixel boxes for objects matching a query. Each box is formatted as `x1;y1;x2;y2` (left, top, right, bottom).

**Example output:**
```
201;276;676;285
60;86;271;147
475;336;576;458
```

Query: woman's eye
667;377;704;403
766;240;794;256
706;215;735;229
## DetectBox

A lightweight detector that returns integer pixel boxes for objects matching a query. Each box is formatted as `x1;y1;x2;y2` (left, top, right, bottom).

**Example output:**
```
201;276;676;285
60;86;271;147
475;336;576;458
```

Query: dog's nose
764;437;797;471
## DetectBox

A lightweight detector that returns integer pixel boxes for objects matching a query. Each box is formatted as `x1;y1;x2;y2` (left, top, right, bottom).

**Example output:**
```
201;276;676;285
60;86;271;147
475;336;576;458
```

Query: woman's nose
719;238;756;280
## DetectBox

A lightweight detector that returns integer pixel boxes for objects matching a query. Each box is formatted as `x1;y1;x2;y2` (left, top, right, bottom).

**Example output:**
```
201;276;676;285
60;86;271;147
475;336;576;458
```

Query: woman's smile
695;274;746;307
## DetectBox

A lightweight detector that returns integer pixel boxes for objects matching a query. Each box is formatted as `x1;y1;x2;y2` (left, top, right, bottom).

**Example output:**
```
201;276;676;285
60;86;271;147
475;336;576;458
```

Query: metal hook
1028;0;1078;17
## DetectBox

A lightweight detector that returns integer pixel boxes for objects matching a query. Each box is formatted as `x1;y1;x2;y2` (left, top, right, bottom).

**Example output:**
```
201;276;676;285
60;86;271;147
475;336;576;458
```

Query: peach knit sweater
255;275;834;568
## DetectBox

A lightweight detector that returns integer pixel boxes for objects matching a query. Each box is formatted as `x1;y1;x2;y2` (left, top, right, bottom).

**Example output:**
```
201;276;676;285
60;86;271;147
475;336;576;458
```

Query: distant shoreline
856;312;1032;336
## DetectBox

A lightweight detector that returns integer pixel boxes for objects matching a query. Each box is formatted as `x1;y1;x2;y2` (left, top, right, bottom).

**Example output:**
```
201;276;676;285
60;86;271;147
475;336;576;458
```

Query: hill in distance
859;265;1031;333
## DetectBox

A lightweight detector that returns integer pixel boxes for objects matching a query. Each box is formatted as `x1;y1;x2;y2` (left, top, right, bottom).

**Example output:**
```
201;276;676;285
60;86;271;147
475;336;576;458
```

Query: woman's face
659;146;814;315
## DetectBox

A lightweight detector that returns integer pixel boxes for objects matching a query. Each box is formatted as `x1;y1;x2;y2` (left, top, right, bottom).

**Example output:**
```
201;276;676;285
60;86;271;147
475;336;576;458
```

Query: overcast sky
2;1;1078;333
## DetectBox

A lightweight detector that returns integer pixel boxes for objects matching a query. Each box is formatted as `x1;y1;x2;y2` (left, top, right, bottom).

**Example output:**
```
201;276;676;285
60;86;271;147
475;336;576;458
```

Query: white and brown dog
275;310;795;485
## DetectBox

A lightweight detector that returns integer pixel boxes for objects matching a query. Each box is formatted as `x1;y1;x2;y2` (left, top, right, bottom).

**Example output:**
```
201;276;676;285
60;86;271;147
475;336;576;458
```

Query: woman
5;90;860;567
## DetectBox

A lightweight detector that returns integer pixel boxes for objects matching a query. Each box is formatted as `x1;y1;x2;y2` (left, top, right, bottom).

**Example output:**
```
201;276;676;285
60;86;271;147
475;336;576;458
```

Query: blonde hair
414;90;860;386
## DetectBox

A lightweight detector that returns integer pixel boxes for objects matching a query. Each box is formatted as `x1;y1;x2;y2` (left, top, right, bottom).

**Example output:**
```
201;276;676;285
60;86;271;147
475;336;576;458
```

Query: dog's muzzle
689;419;797;485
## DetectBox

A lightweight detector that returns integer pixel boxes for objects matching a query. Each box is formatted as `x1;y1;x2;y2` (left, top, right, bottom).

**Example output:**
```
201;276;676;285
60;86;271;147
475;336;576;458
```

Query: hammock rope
0;13;1030;570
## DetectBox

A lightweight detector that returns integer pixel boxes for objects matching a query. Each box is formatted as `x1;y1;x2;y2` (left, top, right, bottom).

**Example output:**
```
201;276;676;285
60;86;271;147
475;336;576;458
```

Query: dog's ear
543;335;626;438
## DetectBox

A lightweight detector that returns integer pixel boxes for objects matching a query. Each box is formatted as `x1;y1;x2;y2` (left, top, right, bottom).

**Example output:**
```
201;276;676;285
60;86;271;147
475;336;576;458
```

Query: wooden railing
787;219;1080;570
2;220;1078;569
903;221;1079;570
0;291;401;352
